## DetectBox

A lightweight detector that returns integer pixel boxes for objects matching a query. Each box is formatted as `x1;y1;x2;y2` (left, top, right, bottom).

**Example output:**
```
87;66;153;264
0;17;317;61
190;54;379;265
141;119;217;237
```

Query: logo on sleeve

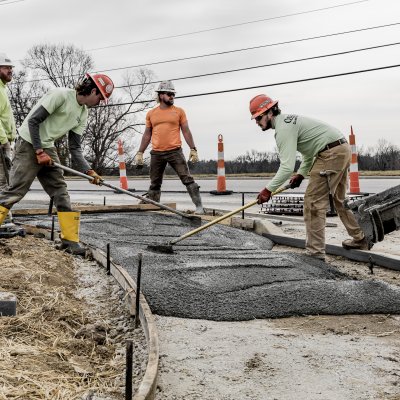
284;115;298;124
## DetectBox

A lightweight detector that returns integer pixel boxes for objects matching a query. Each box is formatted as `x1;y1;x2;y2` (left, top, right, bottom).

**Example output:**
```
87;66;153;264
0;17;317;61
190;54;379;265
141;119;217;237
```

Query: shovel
148;184;291;254
53;163;202;227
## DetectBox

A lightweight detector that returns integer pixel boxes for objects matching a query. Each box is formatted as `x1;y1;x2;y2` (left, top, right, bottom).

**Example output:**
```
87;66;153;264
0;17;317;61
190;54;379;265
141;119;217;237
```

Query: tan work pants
304;143;364;257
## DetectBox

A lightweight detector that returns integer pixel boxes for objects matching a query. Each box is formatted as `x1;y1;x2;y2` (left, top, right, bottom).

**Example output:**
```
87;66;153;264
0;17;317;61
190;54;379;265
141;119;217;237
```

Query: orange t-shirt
146;105;187;151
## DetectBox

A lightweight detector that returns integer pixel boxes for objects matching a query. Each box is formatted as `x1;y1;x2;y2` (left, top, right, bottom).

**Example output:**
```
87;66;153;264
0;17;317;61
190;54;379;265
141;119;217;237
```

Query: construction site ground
1;189;400;399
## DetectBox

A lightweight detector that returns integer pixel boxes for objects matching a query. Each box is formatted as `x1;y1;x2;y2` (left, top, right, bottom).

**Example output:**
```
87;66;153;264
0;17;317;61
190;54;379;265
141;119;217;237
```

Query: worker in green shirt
0;73;114;255
0;53;16;224
249;94;370;261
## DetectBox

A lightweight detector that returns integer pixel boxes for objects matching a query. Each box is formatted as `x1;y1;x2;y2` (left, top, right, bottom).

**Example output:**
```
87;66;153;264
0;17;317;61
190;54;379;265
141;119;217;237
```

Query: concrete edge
21;224;159;400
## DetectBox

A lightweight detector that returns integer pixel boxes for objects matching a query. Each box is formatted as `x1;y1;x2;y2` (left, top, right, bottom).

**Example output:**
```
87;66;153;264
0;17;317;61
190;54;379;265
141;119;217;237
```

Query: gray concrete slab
23;211;400;321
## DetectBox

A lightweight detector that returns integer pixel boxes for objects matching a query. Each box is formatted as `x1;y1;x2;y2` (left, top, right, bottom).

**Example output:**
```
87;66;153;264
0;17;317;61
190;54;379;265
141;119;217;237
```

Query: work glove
289;173;304;189
188;148;199;163
257;187;272;204
134;151;144;169
36;150;53;166
86;169;103;185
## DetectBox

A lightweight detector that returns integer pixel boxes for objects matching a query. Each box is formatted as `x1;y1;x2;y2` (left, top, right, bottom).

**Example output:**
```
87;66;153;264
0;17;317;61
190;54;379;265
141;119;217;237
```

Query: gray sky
2;0;399;160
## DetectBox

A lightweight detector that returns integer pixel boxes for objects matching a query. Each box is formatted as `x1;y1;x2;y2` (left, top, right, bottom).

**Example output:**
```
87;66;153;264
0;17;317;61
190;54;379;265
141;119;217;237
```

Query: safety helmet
155;80;176;93
0;53;14;67
249;94;278;119
86;73;114;103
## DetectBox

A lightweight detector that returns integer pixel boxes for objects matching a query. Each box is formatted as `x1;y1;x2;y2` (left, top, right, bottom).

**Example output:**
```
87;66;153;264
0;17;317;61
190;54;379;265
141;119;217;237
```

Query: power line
102;64;400;107
0;0;25;5
13;22;400;86
87;0;370;52
115;41;400;89
95;22;400;74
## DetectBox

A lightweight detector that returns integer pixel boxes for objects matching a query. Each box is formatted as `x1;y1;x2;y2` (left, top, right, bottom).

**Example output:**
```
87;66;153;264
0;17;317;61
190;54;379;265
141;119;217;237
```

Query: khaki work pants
0;138;72;212
304;143;364;257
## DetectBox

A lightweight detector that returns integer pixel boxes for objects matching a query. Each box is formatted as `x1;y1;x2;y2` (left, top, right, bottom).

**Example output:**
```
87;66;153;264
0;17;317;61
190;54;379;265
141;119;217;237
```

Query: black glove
289;174;304;189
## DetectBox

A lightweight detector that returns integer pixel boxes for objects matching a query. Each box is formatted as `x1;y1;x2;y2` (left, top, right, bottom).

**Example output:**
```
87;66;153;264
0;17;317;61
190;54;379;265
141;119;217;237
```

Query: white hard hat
155;80;176;93
0;53;14;67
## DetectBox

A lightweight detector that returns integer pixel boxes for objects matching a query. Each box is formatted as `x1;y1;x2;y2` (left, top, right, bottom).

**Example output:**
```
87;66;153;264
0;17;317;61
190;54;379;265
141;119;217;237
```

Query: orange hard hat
249;94;278;119
86;73;114;103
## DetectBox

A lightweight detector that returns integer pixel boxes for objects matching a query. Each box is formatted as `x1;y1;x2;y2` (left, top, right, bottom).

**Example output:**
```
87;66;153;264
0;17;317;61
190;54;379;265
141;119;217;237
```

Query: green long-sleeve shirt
0;80;16;145
266;114;344;192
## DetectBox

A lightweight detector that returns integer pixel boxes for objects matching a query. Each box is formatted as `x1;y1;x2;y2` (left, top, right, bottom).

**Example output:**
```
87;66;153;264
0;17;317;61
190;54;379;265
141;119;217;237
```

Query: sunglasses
255;113;265;122
161;92;175;97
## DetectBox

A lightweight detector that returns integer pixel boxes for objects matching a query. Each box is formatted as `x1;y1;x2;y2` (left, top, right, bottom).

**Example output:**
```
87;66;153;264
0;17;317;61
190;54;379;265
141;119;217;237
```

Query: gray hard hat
155;80;176;93
0;53;14;67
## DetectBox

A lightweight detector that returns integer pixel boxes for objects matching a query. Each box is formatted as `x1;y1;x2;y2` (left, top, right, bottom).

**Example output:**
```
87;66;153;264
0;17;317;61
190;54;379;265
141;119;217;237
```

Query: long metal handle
52;162;194;218
171;184;290;245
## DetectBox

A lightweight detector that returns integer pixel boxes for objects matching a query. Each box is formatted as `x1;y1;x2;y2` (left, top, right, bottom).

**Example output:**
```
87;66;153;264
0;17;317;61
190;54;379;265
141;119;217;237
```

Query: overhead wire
12;21;400;86
87;0;370;51
101;64;400;107
115;41;400;88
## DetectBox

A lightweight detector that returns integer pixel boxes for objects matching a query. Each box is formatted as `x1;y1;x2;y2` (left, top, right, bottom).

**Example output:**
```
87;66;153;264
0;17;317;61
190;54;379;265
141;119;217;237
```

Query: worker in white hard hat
0;53;16;228
134;80;204;214
0;73;114;254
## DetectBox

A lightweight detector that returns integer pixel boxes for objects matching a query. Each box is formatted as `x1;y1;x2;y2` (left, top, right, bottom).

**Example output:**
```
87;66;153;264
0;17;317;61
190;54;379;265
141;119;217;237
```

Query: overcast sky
2;0;399;160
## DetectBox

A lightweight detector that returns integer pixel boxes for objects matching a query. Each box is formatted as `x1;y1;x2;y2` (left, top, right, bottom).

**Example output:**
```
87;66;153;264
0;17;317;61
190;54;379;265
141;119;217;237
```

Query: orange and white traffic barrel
348;125;360;194
210;134;232;195
118;139;129;190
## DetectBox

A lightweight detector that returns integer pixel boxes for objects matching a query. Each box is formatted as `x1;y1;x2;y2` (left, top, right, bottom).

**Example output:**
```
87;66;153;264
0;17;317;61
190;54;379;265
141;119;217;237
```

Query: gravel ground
154;216;400;400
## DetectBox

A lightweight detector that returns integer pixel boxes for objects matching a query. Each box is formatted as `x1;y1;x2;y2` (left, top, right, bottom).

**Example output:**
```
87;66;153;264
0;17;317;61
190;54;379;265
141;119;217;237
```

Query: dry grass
0;236;128;400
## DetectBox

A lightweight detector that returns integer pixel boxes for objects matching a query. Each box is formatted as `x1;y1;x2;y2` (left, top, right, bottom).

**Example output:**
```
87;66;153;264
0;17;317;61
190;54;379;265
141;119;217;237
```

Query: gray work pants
149;147;195;191
0;138;72;211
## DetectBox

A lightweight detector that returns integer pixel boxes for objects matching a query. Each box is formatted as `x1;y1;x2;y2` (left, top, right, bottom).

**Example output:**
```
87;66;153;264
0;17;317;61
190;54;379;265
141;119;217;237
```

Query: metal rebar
242;193;245;219
103;196;106;206
106;243;110;275
134;253;142;329
125;339;133;400
48;197;54;216
50;215;55;241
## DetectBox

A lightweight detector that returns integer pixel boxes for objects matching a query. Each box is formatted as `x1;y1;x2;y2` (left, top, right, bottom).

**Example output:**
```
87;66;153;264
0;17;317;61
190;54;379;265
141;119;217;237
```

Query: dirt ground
155;217;400;400
0;235;147;400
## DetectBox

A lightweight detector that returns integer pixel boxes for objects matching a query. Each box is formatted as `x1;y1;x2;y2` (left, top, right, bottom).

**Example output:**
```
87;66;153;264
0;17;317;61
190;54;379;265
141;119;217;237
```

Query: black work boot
56;239;87;256
139;190;161;204
186;183;205;214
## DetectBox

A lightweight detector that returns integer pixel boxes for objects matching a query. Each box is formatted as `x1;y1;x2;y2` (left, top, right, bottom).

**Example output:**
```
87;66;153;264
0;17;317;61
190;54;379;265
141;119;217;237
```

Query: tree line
8;44;400;176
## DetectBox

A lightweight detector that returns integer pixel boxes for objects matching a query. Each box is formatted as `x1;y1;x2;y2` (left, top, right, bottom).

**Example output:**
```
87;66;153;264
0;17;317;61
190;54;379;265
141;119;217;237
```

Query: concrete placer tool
148;184;291;254
53;163;202;227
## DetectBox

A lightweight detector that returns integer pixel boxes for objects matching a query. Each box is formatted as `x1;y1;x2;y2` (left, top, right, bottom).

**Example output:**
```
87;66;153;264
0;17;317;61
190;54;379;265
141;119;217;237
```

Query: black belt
319;138;347;154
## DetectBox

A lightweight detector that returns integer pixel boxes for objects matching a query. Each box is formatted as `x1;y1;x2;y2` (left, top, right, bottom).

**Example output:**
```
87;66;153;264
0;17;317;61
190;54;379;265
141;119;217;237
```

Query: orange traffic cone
348;126;360;194
210;134;232;195
118;139;129;190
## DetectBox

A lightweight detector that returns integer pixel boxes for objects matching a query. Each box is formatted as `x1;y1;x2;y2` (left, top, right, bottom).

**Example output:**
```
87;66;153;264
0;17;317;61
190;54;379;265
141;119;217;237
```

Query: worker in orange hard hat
0;72;114;254
249;93;370;261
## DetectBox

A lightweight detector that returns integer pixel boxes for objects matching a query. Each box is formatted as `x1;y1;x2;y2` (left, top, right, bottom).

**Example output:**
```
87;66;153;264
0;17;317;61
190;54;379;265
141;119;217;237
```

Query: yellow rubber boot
0;205;9;226
57;211;86;256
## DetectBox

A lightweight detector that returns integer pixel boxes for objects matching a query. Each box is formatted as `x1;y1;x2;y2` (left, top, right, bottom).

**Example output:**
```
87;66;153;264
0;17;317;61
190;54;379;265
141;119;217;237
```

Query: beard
262;120;272;131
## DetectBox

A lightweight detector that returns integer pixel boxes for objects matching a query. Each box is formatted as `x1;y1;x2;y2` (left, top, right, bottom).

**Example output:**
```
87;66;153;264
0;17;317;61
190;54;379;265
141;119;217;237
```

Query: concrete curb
22;224;159;400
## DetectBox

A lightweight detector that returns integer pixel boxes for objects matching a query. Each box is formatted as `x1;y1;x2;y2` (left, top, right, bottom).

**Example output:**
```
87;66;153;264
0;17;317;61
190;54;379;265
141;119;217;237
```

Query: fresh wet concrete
24;212;400;321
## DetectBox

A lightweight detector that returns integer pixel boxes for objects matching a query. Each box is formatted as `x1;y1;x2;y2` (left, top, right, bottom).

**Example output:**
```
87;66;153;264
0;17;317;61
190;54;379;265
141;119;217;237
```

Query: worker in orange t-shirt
134;80;204;214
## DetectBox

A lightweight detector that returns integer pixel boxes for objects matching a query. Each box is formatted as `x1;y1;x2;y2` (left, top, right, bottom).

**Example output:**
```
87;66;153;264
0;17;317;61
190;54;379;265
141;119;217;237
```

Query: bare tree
23;44;93;88
81;68;156;174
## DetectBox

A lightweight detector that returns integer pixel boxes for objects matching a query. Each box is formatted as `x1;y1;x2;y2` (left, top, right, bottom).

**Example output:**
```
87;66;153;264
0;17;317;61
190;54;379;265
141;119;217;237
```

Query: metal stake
50;215;55;241
48;197;54;216
103;196;106;206
242;193;245;219
106;243;111;275
125;339;133;400
134;253;142;329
